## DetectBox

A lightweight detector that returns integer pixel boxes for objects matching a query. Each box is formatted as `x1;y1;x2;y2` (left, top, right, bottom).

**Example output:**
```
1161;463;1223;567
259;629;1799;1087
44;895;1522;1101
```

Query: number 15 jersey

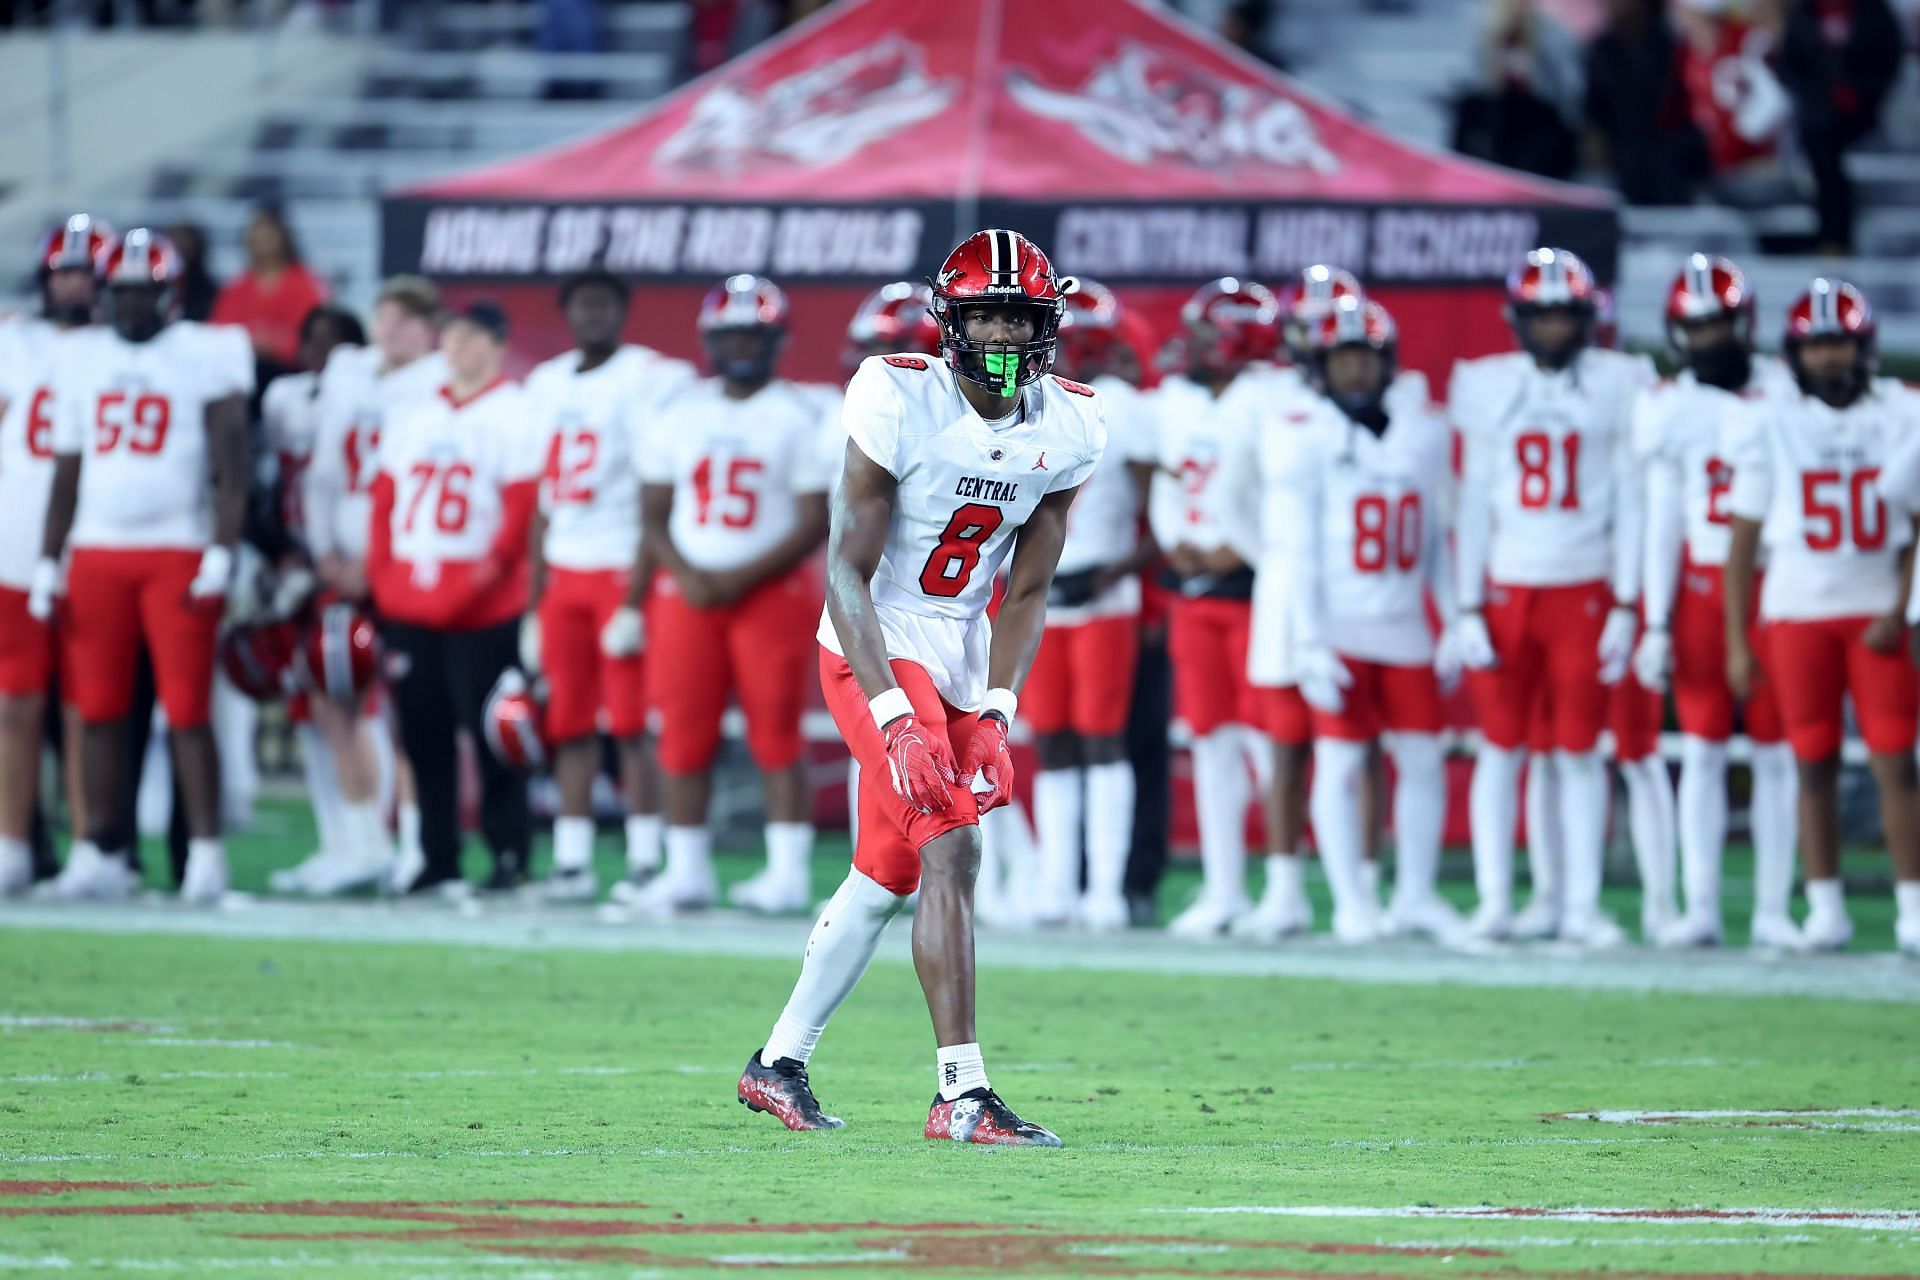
818;354;1106;710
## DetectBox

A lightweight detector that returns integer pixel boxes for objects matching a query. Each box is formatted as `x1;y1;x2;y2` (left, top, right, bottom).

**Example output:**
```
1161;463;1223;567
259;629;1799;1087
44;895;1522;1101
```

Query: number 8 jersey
819;354;1106;710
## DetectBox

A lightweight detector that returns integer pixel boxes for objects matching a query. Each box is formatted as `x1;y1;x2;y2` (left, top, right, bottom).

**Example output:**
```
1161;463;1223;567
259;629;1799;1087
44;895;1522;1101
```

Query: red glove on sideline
882;714;955;814
958;713;1014;814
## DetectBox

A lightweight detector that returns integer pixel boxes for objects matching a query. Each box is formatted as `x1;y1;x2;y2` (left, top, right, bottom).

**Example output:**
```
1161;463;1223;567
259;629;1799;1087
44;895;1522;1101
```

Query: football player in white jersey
1631;256;1802;948
738;231;1102;1146
33;230;253;902
519;269;692;903
286;277;446;895
629;276;832;915
0;216;110;895
1274;297;1463;942
1448;248;1655;945
1725;280;1920;955
1019;278;1156;930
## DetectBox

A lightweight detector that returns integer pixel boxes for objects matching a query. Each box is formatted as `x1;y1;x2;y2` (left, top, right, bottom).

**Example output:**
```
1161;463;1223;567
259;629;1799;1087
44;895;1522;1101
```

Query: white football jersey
51;321;254;552
0;317;67;588
641;378;834;573
261;367;324;541
307;346;447;560
1149;372;1265;565
529;345;693;573
1451;347;1653;592
374;380;545;583
818;355;1106;709
1051;374;1155;623
1724;378;1920;621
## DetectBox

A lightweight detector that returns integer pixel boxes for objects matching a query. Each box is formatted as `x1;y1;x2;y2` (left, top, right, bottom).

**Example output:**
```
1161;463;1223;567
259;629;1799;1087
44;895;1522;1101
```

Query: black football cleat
737;1051;845;1131
924;1088;1062;1146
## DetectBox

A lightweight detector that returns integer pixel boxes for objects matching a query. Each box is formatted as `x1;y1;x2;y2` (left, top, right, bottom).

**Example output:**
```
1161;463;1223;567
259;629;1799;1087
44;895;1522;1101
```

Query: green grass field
3;799;1917;1278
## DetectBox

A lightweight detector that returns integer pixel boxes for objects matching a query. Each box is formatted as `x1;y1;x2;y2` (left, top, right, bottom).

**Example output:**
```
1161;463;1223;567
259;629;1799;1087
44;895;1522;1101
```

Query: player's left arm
188;393;251;602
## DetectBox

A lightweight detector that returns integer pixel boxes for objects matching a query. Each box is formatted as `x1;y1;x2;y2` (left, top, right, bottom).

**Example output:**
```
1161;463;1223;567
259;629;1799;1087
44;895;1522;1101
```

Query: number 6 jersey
819;354;1106;710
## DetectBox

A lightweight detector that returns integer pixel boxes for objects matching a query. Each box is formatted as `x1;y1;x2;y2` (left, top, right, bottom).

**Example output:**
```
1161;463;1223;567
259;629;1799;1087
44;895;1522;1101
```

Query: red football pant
648;570;815;775
821;650;981;896
1607;678;1663;763
1313;657;1445;742
63;548;219;729
1672;562;1784;743
1024;615;1138;737
1470;580;1611;753
1765;616;1919;761
0;587;55;697
539;567;647;743
1169;596;1257;735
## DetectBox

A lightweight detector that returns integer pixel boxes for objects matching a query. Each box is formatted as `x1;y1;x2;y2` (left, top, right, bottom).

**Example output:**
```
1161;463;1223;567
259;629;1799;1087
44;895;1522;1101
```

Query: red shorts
1170;596;1257;736
0;586;54;697
1312;657;1445;742
63;548;220;729
1469;579;1611;753
1765;615;1919;761
1256;685;1312;746
647;569;816;775
1024;614;1138;738
1608;677;1664;763
1672;563;1784;743
540;566;647;743
821;650;980;896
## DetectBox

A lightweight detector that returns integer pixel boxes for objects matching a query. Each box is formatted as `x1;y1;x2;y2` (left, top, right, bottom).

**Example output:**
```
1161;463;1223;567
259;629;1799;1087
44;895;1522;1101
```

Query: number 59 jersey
817;354;1106;710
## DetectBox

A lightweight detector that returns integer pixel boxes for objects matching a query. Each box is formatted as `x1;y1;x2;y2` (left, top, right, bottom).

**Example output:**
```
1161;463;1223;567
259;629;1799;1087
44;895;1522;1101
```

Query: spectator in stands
1673;0;1793;197
1778;0;1904;254
211;207;330;379
1583;0;1710;204
689;0;739;74
167;223;220;323
1454;0;1585;179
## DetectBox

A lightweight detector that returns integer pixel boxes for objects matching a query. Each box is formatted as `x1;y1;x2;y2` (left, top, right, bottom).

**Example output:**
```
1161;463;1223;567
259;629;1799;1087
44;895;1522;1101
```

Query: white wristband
869;687;914;730
980;687;1018;724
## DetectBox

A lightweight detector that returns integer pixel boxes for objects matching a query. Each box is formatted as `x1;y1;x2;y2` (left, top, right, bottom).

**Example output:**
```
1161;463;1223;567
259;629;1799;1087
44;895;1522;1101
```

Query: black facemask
1689;341;1752;391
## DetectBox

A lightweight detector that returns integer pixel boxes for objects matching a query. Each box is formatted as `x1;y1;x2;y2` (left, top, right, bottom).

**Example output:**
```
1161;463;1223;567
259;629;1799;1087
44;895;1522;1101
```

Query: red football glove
958;713;1015;814
882;714;955;815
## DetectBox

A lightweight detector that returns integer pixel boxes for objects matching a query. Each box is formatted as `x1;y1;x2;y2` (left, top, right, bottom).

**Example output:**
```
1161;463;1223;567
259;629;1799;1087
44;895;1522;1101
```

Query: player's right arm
825;438;904;700
1446;361;1497;668
32;338;85;618
1720;397;1770;698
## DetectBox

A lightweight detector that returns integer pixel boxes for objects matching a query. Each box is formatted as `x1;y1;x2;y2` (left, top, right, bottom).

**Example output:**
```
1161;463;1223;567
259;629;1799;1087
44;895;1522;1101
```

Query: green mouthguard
982;352;1019;397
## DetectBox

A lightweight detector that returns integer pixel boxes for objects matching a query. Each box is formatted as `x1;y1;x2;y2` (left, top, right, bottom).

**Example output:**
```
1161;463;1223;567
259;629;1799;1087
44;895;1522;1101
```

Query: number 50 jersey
818;354;1106;710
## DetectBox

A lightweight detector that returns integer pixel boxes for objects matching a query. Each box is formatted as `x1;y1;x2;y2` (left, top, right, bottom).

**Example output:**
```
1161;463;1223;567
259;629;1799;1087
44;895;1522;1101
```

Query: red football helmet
100;228;181;288
1277;265;1363;363
1506;247;1598;368
1309;296;1398;421
928;229;1070;393
1665;255;1756;386
220;620;304;703
699;274;787;382
1181;277;1280;374
483;669;551;772
844;281;940;373
1054;276;1121;382
39;214;113;275
298;602;382;705
1785;278;1876;404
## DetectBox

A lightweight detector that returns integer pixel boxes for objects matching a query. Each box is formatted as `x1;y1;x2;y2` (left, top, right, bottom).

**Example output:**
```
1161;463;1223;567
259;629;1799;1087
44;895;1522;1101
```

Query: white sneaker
607;865;661;906
1331;905;1385;944
0;844;31;897
1897;916;1920;958
50;845;140;901
387;844;427;897
1658;912;1724;949
1560;910;1629;949
727;868;810;915
273;850;387;897
1077;892;1131;933
1509;897;1561;940
1026;894;1078;929
1385;894;1465;943
180;845;229;905
1749;912;1804;950
623;866;718;916
526;866;600;904
1641;904;1679;944
1170;894;1250;939
1800;908;1853;952
1462;902;1513;942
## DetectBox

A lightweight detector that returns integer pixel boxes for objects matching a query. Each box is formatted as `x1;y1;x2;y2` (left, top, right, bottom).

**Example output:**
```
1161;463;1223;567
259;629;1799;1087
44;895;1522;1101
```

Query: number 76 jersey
817;354;1105;709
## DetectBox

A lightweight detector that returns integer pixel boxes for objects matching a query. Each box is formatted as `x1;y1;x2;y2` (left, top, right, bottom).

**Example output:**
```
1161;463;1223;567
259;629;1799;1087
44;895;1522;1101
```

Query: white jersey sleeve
0;320;61;588
841;360;906;476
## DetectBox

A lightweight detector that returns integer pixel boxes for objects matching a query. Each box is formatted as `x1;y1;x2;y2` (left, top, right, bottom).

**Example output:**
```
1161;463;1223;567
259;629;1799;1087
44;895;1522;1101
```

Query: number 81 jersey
818;354;1106;709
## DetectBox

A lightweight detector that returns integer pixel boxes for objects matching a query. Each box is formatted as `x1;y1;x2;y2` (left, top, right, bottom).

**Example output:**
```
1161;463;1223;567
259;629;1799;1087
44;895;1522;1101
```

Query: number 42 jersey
818;354;1106;710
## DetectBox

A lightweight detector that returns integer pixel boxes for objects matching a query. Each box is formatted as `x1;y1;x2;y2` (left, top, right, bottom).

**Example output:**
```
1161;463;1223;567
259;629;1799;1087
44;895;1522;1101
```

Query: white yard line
1165;1205;1920;1233
1558;1107;1920;1133
4;899;1917;1003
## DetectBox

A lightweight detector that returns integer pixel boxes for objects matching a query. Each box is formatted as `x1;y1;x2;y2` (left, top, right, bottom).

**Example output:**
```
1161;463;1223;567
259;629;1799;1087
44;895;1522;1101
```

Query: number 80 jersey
818;354;1106;709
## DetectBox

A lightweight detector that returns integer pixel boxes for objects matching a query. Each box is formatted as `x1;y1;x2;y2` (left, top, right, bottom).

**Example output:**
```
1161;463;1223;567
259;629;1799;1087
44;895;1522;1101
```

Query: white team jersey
261;368;325;541
641;378;834;573
1050;374;1154;623
1149;372;1265;564
1724;377;1920;622
1451;347;1653;589
528;344;694;573
374;381;544;581
51;321;254;552
307;346;447;561
0;318;67;588
819;355;1105;709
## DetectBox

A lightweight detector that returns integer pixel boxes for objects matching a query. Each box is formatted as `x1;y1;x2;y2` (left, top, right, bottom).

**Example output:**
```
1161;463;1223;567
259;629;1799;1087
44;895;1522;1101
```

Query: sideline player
1725;280;1920;954
34;229;252;901
1632;256;1801;947
634;276;832;915
1448;248;1654;944
521;268;690;901
737;230;1103;1144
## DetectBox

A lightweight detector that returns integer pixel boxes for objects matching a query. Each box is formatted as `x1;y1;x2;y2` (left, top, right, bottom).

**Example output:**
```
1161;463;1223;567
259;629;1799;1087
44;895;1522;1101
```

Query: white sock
342;801;392;867
1083;761;1134;900
845;758;861;846
980;802;1036;914
936;1042;990;1101
1896;881;1920;927
1622;756;1678;927
664;825;712;883
1359;858;1380;903
1191;730;1252;909
764;822;813;883
1523;753;1562;912
1805;877;1845;918
624;813;663;873
1387;733;1446;907
1749;744;1799;921
1677;735;1729;924
398;803;424;861
1032;767;1085;909
1469;745;1523;916
1263;852;1308;906
1309;738;1370;915
187;836;224;864
1557;749;1609;921
1236;724;1274;791
762;869;906;1065
553;815;595;874
297;725;347;858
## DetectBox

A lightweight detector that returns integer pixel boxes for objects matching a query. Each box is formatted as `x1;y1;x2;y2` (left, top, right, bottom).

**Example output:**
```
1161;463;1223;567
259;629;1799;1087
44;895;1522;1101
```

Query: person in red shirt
210;208;330;374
